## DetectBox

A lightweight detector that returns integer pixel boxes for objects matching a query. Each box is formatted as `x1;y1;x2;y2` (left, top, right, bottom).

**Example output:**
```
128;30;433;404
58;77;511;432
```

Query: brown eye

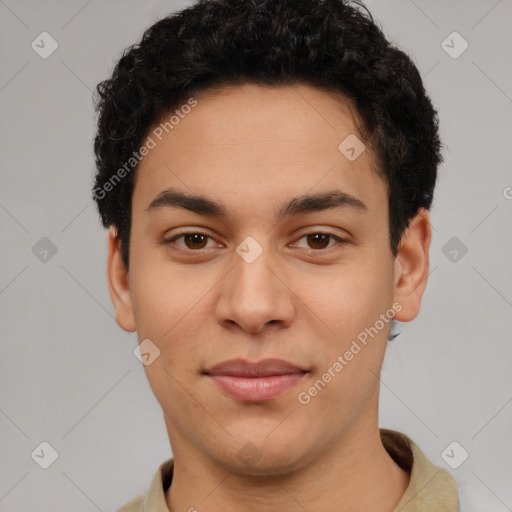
293;232;345;251
306;233;331;250
182;233;208;250
165;232;216;251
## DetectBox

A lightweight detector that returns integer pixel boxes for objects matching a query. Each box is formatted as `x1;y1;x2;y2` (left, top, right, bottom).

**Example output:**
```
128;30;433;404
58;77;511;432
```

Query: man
93;0;459;510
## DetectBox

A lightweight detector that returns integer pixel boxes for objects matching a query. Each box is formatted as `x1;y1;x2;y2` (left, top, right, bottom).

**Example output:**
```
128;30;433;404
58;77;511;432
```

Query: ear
106;226;136;332
392;208;432;322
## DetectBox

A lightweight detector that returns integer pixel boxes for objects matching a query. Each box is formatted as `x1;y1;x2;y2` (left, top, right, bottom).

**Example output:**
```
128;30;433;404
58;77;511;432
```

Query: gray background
1;0;511;510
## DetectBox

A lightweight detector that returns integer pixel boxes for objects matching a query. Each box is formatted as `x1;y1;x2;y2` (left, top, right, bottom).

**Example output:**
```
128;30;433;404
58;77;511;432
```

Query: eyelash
163;231;347;253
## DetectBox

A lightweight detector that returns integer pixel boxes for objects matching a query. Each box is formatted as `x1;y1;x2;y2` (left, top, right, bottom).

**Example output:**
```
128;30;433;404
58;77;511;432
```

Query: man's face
109;83;425;474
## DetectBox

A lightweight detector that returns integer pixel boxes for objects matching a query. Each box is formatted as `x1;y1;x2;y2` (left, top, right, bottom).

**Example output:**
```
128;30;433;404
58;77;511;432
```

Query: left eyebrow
146;187;367;219
278;190;367;217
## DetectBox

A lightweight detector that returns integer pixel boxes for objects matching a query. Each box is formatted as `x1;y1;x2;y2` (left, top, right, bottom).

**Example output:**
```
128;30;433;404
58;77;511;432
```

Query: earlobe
392;208;431;323
106;226;137;332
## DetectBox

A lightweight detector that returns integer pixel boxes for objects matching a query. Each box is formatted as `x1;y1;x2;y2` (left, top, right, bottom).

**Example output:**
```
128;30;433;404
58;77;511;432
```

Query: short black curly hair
93;0;442;269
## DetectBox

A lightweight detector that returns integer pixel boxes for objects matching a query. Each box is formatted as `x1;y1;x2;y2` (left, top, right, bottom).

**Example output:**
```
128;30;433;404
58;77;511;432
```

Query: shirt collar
383;429;459;511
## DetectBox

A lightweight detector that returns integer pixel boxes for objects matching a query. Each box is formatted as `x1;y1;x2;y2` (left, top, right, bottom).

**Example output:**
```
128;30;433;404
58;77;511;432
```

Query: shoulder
115;494;144;512
114;458;174;512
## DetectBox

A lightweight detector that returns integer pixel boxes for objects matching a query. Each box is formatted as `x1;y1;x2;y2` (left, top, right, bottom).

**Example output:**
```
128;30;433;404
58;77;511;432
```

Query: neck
165;421;410;512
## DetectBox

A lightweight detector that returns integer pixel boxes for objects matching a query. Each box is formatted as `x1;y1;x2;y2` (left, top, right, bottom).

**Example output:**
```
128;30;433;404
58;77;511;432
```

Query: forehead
133;82;386;220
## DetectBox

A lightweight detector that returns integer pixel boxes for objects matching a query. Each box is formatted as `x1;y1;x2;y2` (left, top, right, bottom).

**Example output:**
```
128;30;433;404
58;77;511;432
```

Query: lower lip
208;373;306;402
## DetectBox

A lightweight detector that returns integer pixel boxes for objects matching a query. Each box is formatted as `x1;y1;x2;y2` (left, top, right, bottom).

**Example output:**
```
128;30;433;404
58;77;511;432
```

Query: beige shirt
117;429;459;511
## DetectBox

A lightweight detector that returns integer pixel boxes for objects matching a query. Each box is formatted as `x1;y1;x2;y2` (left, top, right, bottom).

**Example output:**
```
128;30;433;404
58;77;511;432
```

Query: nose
215;237;295;335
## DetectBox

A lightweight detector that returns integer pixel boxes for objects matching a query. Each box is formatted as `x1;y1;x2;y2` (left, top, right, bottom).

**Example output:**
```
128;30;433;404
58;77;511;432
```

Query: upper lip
204;358;307;377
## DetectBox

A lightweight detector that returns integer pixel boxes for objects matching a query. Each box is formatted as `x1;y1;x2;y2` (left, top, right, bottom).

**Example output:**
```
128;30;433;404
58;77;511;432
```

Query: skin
107;82;431;512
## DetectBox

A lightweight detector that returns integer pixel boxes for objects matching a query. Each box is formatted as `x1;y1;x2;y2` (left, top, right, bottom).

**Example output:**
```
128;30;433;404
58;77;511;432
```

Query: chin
216;440;314;478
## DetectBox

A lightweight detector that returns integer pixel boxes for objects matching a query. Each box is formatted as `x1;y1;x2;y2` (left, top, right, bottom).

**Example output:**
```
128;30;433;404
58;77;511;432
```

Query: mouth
203;358;309;402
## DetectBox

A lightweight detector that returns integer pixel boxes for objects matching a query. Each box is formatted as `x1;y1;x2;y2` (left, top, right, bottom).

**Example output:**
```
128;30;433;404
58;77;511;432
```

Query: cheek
295;267;394;421
129;254;216;383
303;258;395;339
129;248;205;337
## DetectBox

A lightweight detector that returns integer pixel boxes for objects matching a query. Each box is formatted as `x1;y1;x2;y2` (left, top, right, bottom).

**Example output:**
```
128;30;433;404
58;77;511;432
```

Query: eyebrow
146;187;367;219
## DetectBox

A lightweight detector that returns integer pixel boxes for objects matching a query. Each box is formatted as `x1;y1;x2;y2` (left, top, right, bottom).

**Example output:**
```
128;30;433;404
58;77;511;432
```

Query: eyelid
164;230;222;251
289;231;348;251
290;223;351;241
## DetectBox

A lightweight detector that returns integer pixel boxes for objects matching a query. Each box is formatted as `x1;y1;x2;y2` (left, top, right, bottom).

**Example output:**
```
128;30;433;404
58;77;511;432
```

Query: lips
204;358;308;402
205;358;307;377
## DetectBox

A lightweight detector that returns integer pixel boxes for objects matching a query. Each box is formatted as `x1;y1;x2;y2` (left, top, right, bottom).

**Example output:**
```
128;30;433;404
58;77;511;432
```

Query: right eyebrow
146;189;228;217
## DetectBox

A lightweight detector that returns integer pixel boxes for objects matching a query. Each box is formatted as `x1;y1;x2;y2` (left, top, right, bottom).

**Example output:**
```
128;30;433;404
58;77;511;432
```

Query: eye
292;232;346;251
165;232;219;251
163;230;347;254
